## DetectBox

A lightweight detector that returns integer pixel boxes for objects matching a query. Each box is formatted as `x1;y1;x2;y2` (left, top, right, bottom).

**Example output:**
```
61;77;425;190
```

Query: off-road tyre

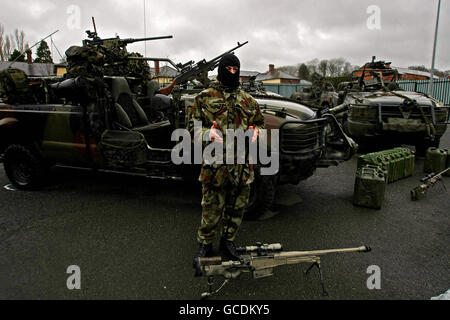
245;169;278;220
3;144;48;190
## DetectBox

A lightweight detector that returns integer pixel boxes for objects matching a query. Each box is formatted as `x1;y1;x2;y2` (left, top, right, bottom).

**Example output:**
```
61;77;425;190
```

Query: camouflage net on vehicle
0;68;35;104
98;130;148;168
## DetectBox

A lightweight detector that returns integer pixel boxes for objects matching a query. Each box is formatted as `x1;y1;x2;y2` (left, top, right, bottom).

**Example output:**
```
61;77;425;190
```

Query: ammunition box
353;165;386;209
424;148;448;174
357;147;415;183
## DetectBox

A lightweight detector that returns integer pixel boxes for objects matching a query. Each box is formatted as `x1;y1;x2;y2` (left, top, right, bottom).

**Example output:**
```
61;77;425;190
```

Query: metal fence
162;79;450;106
397;79;450;106
262;80;450;105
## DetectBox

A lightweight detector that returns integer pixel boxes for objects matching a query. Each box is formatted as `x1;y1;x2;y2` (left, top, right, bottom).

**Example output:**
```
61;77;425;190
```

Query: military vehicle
0;33;356;219
336;57;449;155
240;75;281;97
290;73;339;109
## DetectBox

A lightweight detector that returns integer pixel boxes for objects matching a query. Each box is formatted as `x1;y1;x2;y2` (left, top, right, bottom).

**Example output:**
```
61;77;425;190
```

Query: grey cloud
0;0;448;72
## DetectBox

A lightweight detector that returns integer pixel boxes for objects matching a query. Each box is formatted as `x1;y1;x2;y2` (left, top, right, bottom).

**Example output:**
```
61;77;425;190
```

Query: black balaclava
217;53;240;88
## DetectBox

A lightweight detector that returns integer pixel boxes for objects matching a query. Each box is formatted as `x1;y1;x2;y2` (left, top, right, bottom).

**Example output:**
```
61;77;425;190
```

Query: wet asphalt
0;129;448;300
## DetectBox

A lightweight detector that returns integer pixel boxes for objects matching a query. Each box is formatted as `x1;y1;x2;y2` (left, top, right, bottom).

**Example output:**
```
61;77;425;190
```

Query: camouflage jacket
187;81;265;187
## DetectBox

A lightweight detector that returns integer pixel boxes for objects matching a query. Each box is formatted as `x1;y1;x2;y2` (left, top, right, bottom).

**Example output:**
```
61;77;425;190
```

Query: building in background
394;67;440;80
150;61;179;84
240;70;260;82
255;64;300;84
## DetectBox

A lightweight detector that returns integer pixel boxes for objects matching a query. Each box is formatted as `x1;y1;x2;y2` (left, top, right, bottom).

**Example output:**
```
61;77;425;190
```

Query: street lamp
428;0;441;96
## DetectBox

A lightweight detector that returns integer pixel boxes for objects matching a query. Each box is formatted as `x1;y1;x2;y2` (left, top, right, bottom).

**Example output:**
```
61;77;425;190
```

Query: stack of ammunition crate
424;147;449;176
356;147;415;184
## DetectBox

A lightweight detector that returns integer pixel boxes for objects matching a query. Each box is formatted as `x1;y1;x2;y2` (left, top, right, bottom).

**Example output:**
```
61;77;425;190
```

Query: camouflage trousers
197;181;251;245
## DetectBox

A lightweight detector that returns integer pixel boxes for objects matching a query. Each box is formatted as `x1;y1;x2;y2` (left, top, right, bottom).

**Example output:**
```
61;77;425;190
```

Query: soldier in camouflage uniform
187;53;265;262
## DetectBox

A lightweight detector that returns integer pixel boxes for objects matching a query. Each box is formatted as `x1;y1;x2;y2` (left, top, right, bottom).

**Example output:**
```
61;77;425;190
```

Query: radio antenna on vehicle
8;30;60;68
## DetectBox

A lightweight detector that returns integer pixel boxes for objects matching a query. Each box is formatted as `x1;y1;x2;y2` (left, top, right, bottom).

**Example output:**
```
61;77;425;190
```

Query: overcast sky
1;0;449;73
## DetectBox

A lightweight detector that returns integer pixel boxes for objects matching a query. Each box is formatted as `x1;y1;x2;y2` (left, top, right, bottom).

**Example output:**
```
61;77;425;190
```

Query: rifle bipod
201;276;230;299
304;259;329;297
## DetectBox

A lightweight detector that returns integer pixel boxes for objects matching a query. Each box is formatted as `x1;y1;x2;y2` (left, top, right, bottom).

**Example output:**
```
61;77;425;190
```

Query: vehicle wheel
3;144;48;190
244;169;277;221
415;137;440;157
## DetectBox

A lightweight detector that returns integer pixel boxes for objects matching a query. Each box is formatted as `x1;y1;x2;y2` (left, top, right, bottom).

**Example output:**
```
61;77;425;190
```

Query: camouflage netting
98;130;148;168
0;68;35;104
65;45;105;79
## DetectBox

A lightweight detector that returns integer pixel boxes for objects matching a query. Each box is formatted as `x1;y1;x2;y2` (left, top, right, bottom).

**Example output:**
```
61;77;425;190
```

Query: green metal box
353;165;386;209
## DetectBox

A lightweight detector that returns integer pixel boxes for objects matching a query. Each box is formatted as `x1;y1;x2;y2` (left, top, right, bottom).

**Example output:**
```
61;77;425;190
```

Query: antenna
143;0;147;56
92;17;98;35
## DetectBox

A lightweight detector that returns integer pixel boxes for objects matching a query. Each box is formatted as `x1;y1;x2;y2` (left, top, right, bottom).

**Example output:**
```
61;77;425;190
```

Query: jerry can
424;148;448;174
353;165;386;209
357;147;415;183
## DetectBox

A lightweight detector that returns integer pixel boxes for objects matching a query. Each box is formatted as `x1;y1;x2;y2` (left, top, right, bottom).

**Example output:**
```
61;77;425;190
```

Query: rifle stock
159;79;178;96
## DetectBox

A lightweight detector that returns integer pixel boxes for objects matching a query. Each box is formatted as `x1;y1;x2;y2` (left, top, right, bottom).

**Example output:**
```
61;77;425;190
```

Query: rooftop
149;65;180;78
255;65;299;81
0;61;56;77
393;66;440;79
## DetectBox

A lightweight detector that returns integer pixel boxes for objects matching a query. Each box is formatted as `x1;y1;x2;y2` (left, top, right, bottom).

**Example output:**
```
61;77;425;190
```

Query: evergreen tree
8;49;25;62
34;40;53;63
298;63;310;80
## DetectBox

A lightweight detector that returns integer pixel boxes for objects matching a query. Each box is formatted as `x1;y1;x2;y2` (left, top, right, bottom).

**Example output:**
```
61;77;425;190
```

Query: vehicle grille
350;104;448;124
280;120;325;154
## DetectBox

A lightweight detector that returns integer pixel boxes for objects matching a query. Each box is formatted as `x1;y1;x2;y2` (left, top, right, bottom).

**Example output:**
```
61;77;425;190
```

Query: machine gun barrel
85;35;173;46
159;41;248;95
121;35;173;44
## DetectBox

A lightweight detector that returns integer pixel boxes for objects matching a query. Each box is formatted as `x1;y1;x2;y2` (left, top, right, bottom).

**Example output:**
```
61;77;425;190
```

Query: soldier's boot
193;243;213;275
219;238;241;261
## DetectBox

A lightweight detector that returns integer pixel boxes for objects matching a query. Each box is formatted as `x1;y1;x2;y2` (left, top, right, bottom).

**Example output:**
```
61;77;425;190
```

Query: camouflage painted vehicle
290;74;339;109
0;39;356;219
337;58;449;155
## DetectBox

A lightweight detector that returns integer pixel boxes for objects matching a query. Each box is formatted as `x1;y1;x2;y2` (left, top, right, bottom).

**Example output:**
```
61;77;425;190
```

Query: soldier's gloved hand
249;125;259;143
209;121;223;143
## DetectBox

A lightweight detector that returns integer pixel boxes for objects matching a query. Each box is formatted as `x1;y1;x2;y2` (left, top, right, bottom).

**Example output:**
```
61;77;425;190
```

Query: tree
408;65;429;72
327;58;345;77
318;59;328;77
8;49;25;62
34;40;53;63
14;29;26;53
306;58;319;75
3;36;12;60
0;27;28;62
342;62;353;76
0;24;4;61
298;63;310;80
